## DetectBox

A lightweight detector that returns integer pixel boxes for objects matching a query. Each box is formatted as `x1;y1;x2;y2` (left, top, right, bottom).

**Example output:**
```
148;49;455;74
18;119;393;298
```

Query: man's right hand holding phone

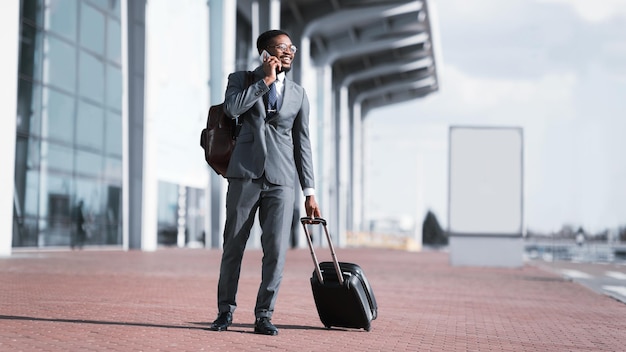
261;50;281;86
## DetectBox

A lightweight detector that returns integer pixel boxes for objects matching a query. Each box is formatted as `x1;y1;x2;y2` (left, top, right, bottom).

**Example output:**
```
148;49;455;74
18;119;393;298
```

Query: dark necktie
267;82;277;113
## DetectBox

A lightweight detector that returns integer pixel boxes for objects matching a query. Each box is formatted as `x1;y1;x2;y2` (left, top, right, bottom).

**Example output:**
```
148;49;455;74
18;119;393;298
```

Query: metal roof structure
280;0;439;117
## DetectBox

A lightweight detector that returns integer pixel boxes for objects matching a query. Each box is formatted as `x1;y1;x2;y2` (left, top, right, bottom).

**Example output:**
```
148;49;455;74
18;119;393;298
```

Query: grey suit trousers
217;175;294;318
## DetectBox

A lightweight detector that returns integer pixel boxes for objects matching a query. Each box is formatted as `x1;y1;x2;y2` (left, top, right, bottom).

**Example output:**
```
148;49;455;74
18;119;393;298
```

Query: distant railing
525;239;626;263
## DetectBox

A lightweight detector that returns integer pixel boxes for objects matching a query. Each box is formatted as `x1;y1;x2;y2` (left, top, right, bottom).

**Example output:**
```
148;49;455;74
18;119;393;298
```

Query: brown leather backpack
200;72;254;176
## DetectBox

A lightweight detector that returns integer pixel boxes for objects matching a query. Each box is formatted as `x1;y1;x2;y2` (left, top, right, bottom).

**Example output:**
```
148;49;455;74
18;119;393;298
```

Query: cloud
437;66;577;114
538;0;626;22
437;0;626;80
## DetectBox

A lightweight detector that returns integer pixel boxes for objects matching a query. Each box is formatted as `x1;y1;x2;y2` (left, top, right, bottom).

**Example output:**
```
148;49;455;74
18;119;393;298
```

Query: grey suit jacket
223;67;315;191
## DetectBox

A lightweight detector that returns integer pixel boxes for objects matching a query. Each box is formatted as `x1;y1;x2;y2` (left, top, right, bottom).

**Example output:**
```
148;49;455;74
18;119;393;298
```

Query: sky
365;0;626;234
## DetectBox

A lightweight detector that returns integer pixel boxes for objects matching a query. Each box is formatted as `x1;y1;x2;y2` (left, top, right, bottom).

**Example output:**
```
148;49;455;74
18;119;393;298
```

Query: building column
298;36;323;248
319;65;337;245
208;0;237;248
122;0;154;251
254;0;281;32
335;78;349;246
0;1;20;256
351;104;364;233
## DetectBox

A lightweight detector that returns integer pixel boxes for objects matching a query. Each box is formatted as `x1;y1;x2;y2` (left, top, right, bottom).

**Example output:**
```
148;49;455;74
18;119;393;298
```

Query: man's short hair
256;30;291;55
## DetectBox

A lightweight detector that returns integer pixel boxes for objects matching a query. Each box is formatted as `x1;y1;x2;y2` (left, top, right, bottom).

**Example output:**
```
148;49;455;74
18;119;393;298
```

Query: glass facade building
14;0;123;248
10;0;210;252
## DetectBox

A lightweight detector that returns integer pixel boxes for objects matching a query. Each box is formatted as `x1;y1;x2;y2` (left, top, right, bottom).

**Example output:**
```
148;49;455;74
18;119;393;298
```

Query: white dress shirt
274;72;285;110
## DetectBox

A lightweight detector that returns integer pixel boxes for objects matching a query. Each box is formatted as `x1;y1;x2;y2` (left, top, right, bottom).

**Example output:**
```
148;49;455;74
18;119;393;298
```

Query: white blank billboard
448;127;523;235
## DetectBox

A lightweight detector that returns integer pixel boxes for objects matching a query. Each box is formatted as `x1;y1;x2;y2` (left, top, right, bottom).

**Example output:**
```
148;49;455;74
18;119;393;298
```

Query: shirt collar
276;72;286;83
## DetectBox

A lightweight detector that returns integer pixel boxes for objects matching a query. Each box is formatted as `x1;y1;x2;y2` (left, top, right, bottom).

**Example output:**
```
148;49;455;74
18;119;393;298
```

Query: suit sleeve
224;70;270;119
293;92;315;190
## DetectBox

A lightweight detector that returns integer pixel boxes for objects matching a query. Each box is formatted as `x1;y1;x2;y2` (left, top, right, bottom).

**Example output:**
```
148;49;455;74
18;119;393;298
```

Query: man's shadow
1;314;203;331
191;321;333;333
0;315;331;333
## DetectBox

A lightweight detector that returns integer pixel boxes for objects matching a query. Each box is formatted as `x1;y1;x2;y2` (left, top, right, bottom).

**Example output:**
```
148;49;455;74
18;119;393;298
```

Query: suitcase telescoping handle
300;217;344;285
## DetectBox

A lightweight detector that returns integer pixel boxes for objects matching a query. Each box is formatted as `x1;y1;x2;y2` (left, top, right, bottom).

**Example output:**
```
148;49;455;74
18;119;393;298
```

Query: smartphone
260;50;270;62
260;50;282;73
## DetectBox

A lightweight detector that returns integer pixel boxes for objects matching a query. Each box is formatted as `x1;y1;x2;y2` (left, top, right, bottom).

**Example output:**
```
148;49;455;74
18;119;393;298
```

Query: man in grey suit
210;30;321;336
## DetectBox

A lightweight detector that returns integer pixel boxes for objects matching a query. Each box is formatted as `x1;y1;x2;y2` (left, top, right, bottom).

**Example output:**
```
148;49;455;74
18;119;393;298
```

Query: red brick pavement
1;248;625;351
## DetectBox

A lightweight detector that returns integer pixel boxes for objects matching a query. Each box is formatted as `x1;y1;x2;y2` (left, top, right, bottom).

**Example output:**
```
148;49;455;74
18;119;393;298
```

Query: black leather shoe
254;317;278;336
210;312;232;331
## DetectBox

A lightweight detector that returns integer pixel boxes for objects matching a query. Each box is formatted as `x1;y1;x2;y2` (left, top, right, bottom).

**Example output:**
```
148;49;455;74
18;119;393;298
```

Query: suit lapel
278;79;297;115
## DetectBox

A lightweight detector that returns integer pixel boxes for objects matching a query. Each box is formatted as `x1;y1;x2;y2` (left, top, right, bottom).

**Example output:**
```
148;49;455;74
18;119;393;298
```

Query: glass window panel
80;4;105;54
107;18;121;64
27;137;42;171
13;217;40;247
45;0;77;41
30;84;43;136
48;190;70;215
12;136;39;228
75;178;111;246
39;174;71;221
22;0;44;24
19;23;43;80
40;174;73;219
39;174;73;247
86;0;110;11
15;137;41;200
76;150;103;177
79;51;105;103
17;80;42;136
75;178;103;223
44;35;76;93
76;101;104;150
106;65;122;110
158;181;179;225
24;169;41;217
111;0;120;16
43;88;74;143
104;185;122;245
14;138;30;214
104;156;122;181
105;111;122;156
46;142;74;173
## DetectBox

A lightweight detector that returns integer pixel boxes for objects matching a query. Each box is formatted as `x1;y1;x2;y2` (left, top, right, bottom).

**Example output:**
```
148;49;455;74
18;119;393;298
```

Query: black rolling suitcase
300;217;378;331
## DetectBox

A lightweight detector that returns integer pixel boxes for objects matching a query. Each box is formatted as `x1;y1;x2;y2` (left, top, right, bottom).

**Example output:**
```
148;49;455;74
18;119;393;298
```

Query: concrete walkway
1;248;625;351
